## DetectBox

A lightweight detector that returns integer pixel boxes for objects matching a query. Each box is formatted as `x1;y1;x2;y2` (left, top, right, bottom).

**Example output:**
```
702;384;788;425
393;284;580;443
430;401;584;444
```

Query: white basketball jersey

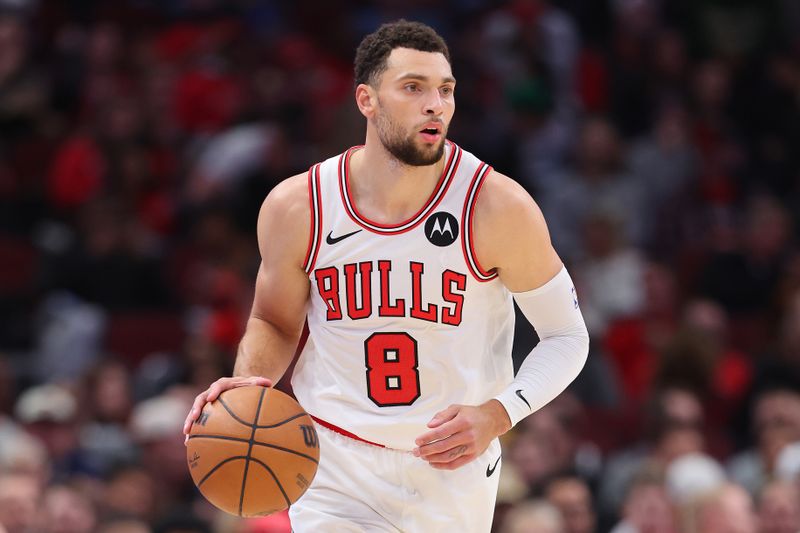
291;141;515;451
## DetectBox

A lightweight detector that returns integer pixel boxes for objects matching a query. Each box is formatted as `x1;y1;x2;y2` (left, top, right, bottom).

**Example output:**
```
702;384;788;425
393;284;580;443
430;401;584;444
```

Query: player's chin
414;134;444;149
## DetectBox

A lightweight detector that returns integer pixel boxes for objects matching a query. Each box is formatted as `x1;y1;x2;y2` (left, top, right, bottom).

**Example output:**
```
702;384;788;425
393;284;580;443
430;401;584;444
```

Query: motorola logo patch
424;212;459;247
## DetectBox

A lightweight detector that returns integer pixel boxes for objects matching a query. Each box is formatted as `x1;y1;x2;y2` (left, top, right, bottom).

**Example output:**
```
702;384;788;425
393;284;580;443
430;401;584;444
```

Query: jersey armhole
461;163;498;282
302;164;323;274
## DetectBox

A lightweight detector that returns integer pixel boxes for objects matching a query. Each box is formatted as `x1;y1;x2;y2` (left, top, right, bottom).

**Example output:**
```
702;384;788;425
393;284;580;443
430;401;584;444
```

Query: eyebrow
396;73;457;84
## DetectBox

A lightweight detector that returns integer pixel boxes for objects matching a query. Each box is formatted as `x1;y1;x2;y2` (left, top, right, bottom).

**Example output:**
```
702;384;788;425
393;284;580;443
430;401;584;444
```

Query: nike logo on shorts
515;389;531;410
326;229;362;245
486;456;501;477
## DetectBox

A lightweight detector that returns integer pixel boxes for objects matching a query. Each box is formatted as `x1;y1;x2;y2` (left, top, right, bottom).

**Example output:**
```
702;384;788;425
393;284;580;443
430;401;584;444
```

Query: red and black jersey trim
302;164;323;274
338;141;462;235
462;163;498;282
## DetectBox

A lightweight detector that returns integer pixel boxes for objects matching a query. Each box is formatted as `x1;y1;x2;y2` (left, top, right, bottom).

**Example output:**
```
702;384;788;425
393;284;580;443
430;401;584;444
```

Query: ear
355;83;377;118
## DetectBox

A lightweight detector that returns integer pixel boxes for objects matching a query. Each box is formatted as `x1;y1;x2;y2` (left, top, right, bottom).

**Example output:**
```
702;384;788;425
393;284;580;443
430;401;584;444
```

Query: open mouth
419;124;442;142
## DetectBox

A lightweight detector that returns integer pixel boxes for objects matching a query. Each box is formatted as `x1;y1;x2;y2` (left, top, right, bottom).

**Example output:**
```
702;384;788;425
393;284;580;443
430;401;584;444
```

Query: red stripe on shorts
310;416;385;448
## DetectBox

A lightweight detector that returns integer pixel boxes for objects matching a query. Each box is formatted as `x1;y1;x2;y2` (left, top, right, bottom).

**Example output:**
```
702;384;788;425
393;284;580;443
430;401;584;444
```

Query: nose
423;89;444;116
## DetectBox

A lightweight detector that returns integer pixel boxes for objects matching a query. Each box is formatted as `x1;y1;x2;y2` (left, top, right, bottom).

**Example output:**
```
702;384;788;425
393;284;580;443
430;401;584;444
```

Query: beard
374;107;446;167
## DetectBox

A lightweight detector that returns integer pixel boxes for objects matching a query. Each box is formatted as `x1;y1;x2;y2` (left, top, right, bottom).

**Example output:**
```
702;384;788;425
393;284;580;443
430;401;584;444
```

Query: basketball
186;386;320;517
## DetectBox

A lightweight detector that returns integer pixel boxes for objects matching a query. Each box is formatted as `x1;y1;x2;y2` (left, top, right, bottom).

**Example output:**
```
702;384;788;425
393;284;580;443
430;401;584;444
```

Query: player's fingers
185;377;272;436
207;376;272;402
415;431;471;459
205;380;227;402
424;445;471;464
420;435;475;464
248;376;272;388
183;391;209;435
429;453;477;470
415;414;468;447
426;404;460;428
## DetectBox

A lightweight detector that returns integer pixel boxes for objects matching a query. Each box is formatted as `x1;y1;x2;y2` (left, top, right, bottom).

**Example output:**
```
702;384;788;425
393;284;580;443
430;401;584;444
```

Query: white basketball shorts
289;422;502;532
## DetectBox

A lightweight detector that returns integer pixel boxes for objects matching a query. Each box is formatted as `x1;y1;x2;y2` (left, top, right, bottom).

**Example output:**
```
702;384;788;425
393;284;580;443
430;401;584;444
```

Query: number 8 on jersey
365;332;420;407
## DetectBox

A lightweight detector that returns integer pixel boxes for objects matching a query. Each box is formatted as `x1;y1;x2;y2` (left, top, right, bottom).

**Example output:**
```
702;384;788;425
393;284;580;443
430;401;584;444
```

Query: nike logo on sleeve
515;389;531;410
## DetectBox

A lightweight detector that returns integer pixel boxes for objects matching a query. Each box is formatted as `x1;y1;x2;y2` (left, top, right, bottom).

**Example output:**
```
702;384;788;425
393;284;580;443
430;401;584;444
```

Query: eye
404;83;419;92
440;86;454;96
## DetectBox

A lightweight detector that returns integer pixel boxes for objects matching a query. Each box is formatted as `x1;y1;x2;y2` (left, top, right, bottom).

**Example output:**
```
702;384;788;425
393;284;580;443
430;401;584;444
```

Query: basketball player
184;20;589;532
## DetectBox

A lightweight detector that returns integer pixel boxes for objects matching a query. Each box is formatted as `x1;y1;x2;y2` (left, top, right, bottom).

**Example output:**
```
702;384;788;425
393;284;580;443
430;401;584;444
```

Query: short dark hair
354;19;450;87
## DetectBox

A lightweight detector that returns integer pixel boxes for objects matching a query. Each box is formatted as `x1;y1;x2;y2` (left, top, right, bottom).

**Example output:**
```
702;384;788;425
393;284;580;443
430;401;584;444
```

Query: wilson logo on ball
300;424;319;448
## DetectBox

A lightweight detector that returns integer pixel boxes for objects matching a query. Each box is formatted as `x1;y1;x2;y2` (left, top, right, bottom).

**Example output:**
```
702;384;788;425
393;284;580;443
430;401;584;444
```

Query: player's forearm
233;315;301;383
495;266;589;427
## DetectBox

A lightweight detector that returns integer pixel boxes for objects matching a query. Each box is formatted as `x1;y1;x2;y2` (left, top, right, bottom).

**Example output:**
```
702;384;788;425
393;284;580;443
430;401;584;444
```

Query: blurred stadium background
1;0;800;532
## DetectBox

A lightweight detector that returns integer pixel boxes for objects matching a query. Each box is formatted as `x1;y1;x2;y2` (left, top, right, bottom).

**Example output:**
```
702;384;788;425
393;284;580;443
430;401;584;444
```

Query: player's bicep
473;172;562;292
249;175;311;337
250;260;309;337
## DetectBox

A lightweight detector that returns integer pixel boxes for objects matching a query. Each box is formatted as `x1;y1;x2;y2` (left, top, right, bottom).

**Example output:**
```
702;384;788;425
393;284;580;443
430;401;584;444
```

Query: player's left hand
413;400;511;470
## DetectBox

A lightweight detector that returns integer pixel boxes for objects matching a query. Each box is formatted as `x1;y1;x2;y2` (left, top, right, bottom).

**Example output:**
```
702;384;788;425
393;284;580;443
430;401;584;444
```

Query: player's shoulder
258;172;311;229
257;172;311;251
262;172;309;214
474;168;543;228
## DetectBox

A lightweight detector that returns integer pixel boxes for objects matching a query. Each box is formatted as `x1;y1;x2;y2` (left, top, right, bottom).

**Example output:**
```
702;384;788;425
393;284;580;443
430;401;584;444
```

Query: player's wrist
481;399;512;436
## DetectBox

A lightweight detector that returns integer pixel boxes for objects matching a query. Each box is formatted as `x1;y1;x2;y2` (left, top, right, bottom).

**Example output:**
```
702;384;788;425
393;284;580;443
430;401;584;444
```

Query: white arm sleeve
494;266;589;427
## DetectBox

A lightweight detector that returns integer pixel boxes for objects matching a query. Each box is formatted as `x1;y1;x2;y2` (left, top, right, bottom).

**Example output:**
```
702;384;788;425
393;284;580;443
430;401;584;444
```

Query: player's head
354;20;454;166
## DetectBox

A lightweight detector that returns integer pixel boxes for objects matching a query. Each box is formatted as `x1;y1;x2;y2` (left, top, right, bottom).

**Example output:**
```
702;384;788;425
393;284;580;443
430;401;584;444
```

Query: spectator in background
607;0;662;137
43;197;169;311
499;499;565;533
36;483;97;533
727;387;800;498
0;471;41;533
758;480;800;533
0;12;49;142
609;468;677;533
655;298;753;452
697;195;793;351
13;384;80;482
752;286;800;402
542;116;646;262
665;452;728;513
544;474;597;533
128;390;194;518
30;292;107;384
687;483;758;533
573;210;646;338
507;392;598;496
96;519;151;533
598;386;705;522
100;464;157;524
75;360;137;478
627;102;697;255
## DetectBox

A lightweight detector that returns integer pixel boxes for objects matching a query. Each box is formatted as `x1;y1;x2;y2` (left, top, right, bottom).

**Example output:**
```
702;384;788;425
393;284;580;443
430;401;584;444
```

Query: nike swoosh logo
326;229;362;245
515;389;531;410
486;456;501;477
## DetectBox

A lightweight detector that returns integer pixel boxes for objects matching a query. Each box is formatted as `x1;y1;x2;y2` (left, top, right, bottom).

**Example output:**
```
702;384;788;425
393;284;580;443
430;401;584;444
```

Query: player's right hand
183;376;273;440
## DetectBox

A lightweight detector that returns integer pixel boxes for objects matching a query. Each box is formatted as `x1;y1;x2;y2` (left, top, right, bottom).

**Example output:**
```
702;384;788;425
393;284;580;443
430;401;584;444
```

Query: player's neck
348;138;446;225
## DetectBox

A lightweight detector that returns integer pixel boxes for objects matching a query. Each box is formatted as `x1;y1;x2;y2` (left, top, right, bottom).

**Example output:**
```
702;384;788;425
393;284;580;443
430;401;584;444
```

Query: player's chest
310;239;470;328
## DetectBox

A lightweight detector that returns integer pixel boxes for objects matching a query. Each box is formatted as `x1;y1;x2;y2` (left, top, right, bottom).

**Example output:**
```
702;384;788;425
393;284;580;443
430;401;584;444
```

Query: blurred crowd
1;0;799;532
